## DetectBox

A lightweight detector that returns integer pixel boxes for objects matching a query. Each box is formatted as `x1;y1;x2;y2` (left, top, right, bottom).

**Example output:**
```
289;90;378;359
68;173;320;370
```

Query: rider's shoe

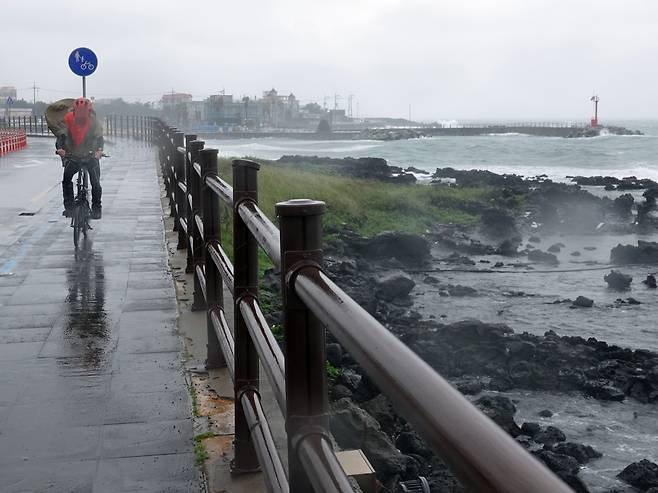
90;206;102;220
62;208;74;218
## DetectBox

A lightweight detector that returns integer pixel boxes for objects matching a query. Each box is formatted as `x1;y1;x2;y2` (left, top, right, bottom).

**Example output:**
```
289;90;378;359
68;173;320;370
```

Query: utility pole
347;94;354;118
33;83;37;105
334;94;342;111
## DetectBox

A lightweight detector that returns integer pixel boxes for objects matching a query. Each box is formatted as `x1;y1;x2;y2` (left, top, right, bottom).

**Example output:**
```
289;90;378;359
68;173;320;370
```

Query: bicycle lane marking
0;220;56;276
30;182;61;204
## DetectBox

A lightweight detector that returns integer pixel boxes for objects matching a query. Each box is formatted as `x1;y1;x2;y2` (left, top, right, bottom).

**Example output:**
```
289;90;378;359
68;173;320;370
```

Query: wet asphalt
0;139;201;492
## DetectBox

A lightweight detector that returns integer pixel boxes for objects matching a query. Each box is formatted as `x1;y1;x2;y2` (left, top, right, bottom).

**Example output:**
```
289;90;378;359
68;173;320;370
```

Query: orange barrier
0;129;27;157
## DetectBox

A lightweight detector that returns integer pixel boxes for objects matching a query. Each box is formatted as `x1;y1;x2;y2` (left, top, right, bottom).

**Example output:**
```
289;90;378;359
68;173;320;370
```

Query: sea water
208;120;658;183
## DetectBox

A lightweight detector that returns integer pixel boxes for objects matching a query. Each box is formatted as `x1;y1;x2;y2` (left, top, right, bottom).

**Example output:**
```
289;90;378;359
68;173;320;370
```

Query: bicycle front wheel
73;208;82;248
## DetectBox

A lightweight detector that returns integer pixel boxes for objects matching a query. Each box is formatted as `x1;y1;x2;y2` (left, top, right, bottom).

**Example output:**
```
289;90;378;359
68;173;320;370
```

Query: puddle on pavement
61;243;112;371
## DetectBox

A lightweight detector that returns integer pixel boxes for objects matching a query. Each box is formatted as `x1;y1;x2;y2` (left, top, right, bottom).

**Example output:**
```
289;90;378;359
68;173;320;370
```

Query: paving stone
0;459;97;493
0;327;52;343
110;368;186;395
100;418;193;459
0;341;43;361
94;453;201;493
125;288;176;301
123;298;177;312
0;314;57;329
104;387;190;425
0;425;101;465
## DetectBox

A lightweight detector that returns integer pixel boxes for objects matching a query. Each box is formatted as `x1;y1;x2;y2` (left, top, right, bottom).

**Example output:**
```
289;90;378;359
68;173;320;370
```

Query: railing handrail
155;118;574;493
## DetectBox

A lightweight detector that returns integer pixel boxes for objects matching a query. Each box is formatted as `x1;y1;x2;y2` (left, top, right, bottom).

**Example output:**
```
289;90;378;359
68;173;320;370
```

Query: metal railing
154;119;574;493
0;116;49;135
0;114;154;140
104;114;154;139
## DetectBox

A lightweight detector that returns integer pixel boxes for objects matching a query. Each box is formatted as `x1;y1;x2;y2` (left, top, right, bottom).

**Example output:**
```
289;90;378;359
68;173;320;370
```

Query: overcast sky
3;0;658;120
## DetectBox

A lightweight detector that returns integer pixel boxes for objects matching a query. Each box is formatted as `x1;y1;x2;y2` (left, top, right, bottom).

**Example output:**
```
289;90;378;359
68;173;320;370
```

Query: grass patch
194;432;216;441
326;361;342;380
193;434;211;465
217;158;491;239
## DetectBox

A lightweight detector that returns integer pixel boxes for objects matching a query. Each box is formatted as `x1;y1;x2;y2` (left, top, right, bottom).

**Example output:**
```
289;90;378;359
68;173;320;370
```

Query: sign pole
83;76;86;98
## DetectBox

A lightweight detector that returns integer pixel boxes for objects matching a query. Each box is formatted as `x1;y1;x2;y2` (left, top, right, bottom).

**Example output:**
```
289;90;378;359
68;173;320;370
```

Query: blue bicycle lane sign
68;47;98;77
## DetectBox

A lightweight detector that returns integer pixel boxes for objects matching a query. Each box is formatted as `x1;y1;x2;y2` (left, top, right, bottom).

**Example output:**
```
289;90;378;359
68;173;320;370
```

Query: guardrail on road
0;129;27;156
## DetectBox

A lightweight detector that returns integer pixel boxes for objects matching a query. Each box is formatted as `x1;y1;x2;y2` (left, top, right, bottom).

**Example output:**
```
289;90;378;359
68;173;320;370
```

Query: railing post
189;137;207;312
276;198;328;492
168;128;179;220
185;134;200;275
173;132;186;249
232;159;261;474
200;148;225;369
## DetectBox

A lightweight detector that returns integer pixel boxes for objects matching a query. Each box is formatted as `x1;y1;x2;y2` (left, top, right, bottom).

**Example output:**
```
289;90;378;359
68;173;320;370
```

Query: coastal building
261;89;300;127
161;92;194;126
204;94;262;128
163;88;351;131
162;92;193;108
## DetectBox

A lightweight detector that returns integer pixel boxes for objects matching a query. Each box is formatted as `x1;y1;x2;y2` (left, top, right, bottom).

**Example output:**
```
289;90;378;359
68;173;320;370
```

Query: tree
303;102;323;114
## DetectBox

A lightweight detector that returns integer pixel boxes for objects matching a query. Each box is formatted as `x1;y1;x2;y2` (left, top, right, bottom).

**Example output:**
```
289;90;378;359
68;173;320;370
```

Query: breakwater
199;124;642;141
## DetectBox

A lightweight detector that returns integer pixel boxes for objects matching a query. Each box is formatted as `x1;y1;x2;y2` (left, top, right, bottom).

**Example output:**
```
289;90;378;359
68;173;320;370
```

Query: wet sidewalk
0;140;201;492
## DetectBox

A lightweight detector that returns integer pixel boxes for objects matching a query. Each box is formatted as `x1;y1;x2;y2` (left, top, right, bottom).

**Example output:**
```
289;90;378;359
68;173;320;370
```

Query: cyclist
55;98;104;219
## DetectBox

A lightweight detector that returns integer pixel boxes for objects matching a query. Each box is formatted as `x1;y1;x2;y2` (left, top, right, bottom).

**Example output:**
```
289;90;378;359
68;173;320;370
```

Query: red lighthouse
590;95;599;128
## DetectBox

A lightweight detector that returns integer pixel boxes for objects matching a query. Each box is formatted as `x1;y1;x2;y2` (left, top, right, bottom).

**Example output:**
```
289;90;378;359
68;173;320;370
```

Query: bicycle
58;152;107;249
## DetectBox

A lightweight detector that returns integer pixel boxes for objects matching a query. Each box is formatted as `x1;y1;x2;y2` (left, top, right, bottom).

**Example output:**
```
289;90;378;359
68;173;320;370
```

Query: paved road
0;137;63;252
0;139;201;492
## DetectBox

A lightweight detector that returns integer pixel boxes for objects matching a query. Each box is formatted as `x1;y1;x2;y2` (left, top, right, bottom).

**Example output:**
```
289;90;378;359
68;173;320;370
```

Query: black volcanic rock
604;270;633;290
396;431;432;457
404;319;658;403
572;296;594;308
534;426;567;446
276;154;414;183
617;459;658;491
432;167;526;187
548;242;565;253
552;442;602;464
528;249;559;264
643;274;657;289
611;241;658;264
330;398;407;479
474;395;522;437
375;271;415;301
613;194;635;217
345;231;431;265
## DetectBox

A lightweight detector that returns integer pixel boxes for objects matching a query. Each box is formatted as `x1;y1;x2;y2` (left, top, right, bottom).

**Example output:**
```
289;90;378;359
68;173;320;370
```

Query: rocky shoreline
322;233;657;492
262;161;658;492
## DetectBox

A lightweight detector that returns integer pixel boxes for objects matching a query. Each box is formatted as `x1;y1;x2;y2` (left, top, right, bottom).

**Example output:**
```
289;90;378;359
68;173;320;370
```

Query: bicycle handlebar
55;151;110;159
